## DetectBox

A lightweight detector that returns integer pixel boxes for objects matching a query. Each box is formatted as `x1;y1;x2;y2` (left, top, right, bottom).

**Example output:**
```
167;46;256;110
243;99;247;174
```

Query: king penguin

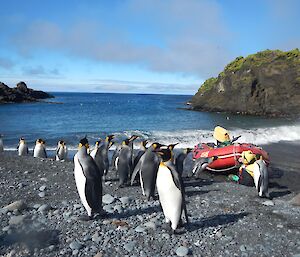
0;135;4;152
154;147;189;233
17;137;29;156
90;135;114;180
175;148;193;177
33;139;47;158
133;140;148;170
55;140;68;161
117;136;138;187
131;142;163;200
74;137;103;220
252;159;270;198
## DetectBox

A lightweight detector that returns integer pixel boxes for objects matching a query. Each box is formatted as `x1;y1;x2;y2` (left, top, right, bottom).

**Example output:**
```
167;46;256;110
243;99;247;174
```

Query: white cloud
9;0;232;79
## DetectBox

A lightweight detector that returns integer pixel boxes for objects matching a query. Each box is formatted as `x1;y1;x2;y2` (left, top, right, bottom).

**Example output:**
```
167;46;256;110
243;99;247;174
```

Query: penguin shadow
113;205;161;219
269;181;288;190
183;178;215;188
269;190;292;199
186;212;249;232
185;189;219;197
0;229;60;251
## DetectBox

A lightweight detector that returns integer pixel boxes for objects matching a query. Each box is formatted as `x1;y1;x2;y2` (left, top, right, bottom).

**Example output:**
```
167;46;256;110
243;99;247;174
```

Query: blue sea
0;92;299;152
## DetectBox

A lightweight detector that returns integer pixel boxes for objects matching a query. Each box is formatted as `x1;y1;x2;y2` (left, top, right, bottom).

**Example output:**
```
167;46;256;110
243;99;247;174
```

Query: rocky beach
0;142;299;257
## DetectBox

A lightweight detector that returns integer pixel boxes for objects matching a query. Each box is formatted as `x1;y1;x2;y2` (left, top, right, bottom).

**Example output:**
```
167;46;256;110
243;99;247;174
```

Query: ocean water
0;92;299;151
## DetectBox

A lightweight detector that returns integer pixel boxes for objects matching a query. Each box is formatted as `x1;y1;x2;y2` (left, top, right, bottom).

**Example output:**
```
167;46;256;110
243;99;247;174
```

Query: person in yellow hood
213;126;232;147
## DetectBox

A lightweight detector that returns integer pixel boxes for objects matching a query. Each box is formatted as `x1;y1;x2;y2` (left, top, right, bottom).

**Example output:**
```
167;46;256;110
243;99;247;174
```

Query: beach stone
290;193;300;206
3;200;27;212
114;205;123;213
176;246;189;256
119;197;130;205
262;200;274;206
94;252;103;257
38;192;46;198
102;194;115;204
39;185;46;191
9;215;26;225
135;225;146;233
144;221;157;230
103;204;114;214
124;241;136;252
69;240;84;250
38;204;51;213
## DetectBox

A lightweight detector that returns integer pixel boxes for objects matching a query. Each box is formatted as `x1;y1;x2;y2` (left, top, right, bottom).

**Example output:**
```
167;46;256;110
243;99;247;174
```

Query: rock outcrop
0;81;54;103
190;49;300;117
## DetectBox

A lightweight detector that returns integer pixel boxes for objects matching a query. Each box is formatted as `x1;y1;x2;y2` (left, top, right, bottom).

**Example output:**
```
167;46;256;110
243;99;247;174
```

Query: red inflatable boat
193;143;270;172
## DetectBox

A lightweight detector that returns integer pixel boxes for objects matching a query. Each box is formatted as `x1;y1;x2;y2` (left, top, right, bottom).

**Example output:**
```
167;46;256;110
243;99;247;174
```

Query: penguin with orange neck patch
74;137;103;220
131;142;163;200
154;146;189;233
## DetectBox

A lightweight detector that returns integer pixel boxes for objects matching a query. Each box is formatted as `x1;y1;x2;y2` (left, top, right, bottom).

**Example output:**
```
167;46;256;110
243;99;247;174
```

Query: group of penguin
13;137;68;161
74;134;191;233
0;133;270;233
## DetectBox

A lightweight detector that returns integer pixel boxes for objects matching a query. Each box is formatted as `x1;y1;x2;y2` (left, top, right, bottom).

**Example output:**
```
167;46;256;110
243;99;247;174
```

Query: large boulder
190;49;300;117
0;81;54;103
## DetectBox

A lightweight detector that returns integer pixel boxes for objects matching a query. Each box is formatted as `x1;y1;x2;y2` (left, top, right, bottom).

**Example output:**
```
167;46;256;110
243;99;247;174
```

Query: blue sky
0;0;299;95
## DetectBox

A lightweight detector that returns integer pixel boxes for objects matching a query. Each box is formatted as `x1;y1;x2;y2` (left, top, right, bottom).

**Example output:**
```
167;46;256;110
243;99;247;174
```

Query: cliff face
0;82;54;103
190;49;300;117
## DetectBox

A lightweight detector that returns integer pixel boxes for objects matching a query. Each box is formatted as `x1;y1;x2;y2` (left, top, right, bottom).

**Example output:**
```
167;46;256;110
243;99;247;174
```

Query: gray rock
92;232;101;244
290;193;300;206
69;240;84;250
144;221;157;230
135;226;146;233
114;205;123;213
9;215;26;225
38;192;46;198
176;246;189;256
38;204;51;213
39;185;46;191
119;197;130;205
124;241;136;252
262;200;274;206
2;226;10;232
103;204;114;214
73;204;82;209
33;203;41;209
102;194;115;204
3;200;27;211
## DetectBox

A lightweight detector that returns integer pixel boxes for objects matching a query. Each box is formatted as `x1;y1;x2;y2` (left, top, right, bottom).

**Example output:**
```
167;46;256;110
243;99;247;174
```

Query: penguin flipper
131;159;142;185
44;147;47;158
167;163;189;223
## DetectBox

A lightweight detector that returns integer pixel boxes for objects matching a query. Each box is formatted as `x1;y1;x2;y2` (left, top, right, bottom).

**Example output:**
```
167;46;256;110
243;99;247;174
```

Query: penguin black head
185;148;193;154
106;135;115;142
151;142;163;150
142;140;148;147
154;148;172;162
109;141;114;148
79;137;89;148
168;143;179;150
122;139;130;145
129;135;139;141
59;140;65;145
37;138;45;144
20;137;25;141
95;139;102;146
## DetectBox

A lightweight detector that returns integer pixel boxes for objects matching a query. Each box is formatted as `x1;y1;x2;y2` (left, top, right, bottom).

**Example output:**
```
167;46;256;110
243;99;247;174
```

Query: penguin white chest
73;154;92;216
18;143;27;156
34;144;46;158
156;164;182;229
